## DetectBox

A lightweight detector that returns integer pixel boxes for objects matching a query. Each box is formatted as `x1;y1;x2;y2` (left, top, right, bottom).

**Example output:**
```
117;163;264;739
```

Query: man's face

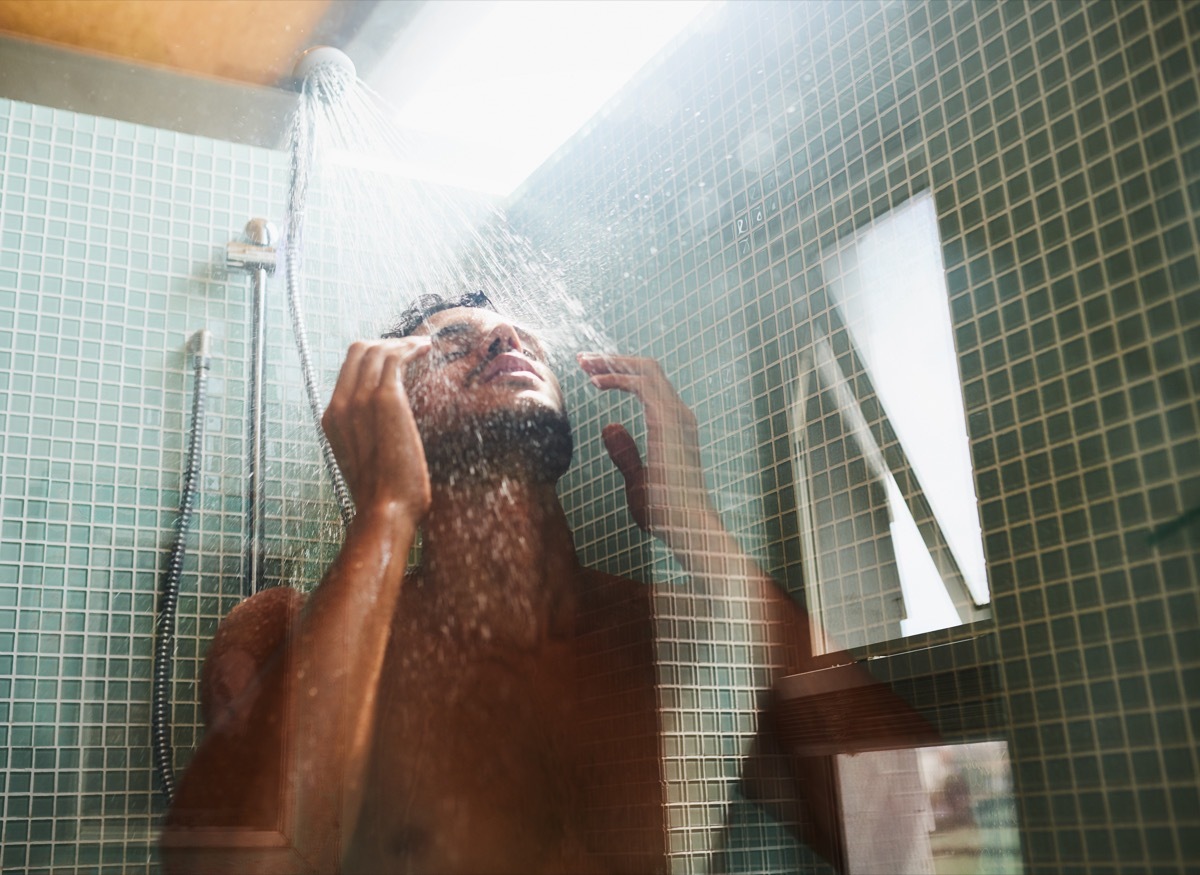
402;307;572;480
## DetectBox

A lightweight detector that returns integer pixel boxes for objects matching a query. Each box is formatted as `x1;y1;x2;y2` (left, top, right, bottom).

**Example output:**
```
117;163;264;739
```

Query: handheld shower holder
226;218;277;273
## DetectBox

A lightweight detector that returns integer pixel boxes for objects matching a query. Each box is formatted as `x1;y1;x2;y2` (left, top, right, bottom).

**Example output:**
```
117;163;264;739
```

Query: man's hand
323;338;433;523
578;353;721;550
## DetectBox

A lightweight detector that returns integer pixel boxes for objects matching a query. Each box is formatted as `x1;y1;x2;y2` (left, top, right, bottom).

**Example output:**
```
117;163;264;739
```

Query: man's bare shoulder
205;586;306;662
201;586;306;727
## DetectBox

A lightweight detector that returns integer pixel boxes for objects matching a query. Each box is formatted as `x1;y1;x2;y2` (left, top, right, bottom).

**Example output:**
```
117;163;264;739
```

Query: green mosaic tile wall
512;0;1200;872
0;99;353;874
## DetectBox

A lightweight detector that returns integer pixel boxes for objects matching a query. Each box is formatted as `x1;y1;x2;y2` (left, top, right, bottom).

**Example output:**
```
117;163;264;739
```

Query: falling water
288;58;617;342
274;56;618;585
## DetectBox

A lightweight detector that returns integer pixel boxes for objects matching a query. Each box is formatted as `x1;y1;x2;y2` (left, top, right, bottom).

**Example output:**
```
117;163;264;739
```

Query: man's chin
420;404;574;485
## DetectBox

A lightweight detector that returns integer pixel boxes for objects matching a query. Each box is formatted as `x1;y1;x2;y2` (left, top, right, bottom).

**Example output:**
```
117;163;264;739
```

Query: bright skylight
367;0;720;196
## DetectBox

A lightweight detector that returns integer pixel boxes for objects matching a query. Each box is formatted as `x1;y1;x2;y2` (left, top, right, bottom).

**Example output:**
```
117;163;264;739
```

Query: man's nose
484;322;523;357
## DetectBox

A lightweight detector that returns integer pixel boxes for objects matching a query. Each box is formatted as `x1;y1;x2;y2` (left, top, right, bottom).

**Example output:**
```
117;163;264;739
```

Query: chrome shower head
294;45;356;81
292;46;356;102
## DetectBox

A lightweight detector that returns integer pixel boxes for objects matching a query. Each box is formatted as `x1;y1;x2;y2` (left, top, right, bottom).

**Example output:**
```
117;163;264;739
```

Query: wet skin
163;309;675;874
339;310;665;872
160;308;899;873
159;303;916;868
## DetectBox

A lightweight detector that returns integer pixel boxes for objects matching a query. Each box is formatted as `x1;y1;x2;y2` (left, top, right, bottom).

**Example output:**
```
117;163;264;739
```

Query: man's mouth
483;352;543;383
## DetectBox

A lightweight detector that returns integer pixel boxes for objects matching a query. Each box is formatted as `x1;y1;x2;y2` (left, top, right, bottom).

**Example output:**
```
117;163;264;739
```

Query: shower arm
227;219;277;597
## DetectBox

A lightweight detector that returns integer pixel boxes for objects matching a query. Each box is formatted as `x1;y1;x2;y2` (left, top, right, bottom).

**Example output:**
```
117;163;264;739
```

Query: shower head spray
292;46;356;102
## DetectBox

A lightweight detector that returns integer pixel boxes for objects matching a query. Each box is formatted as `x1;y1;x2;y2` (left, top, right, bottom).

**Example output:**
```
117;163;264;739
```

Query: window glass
790;193;991;653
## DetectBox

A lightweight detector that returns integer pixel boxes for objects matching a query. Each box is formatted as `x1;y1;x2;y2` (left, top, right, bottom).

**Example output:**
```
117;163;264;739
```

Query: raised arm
578;352;814;671
580;352;941;870
162;338;432;874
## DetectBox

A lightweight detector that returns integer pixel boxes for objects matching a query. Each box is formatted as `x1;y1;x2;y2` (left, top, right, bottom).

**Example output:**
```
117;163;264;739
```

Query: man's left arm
578;353;815;673
578;352;943;723
579;353;941;871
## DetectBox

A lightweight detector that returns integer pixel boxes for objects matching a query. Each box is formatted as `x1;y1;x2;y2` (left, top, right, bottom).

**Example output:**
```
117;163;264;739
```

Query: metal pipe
227;219;277;596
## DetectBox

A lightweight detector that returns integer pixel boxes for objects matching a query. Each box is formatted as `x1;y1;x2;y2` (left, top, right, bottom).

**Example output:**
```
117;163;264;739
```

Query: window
790;193;990;653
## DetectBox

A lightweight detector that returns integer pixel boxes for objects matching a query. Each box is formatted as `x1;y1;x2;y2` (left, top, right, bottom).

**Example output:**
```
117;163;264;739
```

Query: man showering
162;292;864;874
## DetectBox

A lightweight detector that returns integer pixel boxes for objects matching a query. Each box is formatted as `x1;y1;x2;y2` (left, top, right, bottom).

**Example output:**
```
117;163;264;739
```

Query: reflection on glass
791;192;990;652
838;740;1021;875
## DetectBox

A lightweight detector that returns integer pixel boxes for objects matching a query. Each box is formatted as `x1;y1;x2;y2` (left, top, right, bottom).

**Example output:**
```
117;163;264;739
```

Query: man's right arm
161;339;433;874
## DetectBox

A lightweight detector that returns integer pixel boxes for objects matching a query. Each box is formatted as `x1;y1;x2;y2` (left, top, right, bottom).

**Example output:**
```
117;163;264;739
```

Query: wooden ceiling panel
0;0;335;86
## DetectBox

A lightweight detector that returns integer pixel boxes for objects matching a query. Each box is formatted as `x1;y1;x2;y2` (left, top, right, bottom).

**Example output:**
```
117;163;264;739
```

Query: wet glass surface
0;1;1196;873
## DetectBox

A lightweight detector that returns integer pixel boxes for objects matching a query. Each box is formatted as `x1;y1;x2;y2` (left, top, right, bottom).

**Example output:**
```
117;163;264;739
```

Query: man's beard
420;402;574;486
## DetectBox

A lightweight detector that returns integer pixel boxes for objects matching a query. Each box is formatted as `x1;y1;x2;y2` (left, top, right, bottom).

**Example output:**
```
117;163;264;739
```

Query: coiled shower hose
152;331;211;806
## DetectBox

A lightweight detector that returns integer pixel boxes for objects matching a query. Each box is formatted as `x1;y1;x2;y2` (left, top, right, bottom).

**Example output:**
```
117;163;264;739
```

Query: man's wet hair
383;290;498;339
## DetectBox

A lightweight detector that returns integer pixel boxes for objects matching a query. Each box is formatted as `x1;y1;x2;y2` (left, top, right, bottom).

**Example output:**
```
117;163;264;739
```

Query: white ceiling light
367;0;720;196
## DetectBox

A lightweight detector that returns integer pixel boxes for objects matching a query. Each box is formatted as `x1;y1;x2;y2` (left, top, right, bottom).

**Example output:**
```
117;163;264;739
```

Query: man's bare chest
345;583;666;874
347;622;593;872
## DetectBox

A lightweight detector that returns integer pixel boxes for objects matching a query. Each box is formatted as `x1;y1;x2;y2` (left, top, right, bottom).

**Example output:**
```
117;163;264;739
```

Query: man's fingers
602;424;651;532
354;344;391;403
331;341;370;403
601;423;643;479
586;371;643;397
580;353;681;416
380;338;432;393
335;339;430;399
589;369;693;437
577;352;659;377
326;338;430;438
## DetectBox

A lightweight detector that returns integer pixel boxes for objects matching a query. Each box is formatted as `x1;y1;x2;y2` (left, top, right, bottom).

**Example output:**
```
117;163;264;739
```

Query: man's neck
414;472;581;648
